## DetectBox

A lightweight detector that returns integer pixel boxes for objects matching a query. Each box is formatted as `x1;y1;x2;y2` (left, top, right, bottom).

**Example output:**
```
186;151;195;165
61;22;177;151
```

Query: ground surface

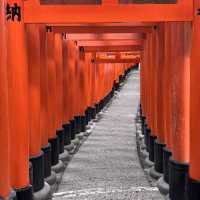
53;71;164;200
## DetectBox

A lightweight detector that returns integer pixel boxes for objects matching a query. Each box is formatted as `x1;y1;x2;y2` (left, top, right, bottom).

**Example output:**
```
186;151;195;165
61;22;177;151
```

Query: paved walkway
53;71;164;200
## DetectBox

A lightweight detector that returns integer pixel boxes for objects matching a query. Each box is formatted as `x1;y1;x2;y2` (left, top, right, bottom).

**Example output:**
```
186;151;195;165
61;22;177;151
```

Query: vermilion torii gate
1;0;200;200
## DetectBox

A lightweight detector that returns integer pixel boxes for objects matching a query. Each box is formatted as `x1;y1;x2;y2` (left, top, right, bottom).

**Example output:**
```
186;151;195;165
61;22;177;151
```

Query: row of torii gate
0;0;199;200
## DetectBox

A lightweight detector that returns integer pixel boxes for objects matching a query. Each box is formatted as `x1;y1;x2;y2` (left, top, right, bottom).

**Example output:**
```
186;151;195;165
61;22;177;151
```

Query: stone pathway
53;71;164;200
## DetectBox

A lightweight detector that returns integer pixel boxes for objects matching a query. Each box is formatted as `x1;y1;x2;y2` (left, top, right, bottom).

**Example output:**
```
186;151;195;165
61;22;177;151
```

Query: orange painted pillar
26;24;46;193
141;35;150;148
54;33;66;155
151;24;166;175
90;53;98;119
39;25;55;181
66;40;78;141
161;22;173;185
7;0;32;198
0;0;11;198
46;28;60;167
187;2;200;198
169;22;190;200
89;55;95;119
62;36;73;148
81;50;87;128
55;33;64;130
148;29;158;163
74;46;83;134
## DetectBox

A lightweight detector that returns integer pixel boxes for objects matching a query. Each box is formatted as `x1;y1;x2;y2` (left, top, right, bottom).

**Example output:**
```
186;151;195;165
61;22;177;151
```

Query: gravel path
53;71;164;200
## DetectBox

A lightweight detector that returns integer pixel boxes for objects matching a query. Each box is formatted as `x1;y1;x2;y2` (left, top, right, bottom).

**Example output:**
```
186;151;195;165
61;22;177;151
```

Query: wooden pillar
46;28;60;167
74;46;82;134
26;24;46;193
0;0;11;198
39;25;54;181
62;36;73;147
169;22;190;200
151;24;166;175
66;40;78;141
54;33;65;155
187;1;200;198
7;0;32;198
90;53;97;119
161;22;173;185
54;33;64;130
148;29;158;163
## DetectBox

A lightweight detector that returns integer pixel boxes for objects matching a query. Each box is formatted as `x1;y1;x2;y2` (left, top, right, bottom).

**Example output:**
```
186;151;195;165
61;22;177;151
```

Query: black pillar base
119;75;123;84
80;116;86;132
95;103;100;114
139;104;142;117
115;82;120;91
144;125;150;151
169;157;189;200
141;117;146;135
149;135;157;162
42;143;51;178
56;128;64;154
100;101;103;111
62;123;71;146
187;177;200;200
163;147;172;184
70;119;76;140
91;107;96;120
29;151;44;192
29;162;33;186
48;136;59;166
85;109;89;125
74;116;81;134
154;140;165;173
16;185;33;200
88;107;93;121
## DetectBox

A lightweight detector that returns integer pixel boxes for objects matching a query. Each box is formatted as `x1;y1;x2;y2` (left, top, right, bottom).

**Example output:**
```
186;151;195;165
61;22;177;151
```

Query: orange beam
24;0;192;23
66;33;145;41
52;26;152;34
78;40;143;46
94;58;139;63
84;45;142;52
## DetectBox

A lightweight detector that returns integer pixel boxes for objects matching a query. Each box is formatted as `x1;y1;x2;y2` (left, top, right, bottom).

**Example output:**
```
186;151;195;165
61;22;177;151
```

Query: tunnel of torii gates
0;0;200;199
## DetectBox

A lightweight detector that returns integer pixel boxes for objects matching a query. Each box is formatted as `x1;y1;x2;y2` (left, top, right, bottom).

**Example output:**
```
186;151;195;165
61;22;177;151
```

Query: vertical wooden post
39;25;56;184
162;22;173;185
46;28;60;168
169;22;190;200
54;33;65;156
7;0;32;198
148;29;158;164
0;0;11;198
187;1;200;198
66;40;79;144
26;24;46;193
62;36;73;150
157;23;175;195
151;24;166;176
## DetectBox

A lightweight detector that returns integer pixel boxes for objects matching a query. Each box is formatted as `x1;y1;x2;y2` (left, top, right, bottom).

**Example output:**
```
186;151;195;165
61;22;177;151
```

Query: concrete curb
45;171;57;186
149;166;163;180
140;149;149;159
59;150;71;163
64;143;74;152
71;138;80;146
51;160;65;174
33;182;51;200
143;157;154;169
76;132;85;140
157;176;169;196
